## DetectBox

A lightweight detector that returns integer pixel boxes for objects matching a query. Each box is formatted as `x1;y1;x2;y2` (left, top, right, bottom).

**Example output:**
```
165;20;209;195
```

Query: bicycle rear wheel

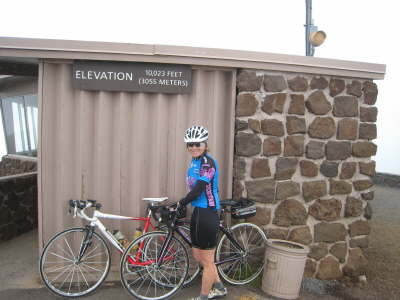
39;227;111;297
215;222;267;285
120;231;189;300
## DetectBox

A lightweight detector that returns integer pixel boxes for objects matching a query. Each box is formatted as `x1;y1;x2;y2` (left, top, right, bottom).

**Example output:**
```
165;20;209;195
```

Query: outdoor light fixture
309;30;326;47
305;0;326;56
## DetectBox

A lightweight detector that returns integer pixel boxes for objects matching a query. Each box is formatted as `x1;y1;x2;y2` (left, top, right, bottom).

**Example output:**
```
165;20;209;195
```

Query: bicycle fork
77;225;95;263
156;229;174;268
215;226;246;266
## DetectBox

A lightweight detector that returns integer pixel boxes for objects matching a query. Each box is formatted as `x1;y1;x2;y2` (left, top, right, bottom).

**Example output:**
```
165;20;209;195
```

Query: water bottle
131;227;143;250
113;230;128;247
133;227;143;240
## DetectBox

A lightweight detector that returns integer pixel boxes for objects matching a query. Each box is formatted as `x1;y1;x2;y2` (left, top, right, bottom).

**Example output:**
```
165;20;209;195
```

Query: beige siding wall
39;60;235;247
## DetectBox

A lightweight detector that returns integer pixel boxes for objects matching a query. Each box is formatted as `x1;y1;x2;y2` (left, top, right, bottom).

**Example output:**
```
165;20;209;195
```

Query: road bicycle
39;197;193;298
120;198;267;300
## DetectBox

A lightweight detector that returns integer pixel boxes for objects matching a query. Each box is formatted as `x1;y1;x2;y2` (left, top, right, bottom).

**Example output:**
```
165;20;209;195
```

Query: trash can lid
266;239;310;254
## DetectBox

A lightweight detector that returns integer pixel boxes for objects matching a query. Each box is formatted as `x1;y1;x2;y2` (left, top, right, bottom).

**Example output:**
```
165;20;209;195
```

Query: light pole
305;0;314;56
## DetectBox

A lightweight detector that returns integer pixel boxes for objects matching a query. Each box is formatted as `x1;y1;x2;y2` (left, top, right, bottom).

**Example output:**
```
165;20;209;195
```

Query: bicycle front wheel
120;231;189;300
215;222;267;285
39;227;111;297
158;224;200;287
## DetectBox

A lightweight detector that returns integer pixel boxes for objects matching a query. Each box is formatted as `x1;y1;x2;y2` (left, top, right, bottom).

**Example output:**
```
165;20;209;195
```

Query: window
0;94;38;156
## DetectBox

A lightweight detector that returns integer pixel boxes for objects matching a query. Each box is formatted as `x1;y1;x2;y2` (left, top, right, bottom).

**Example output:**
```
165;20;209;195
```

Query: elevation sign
72;61;192;94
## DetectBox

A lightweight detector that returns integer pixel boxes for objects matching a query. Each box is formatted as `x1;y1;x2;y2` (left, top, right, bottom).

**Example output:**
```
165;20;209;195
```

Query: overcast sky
1;0;398;174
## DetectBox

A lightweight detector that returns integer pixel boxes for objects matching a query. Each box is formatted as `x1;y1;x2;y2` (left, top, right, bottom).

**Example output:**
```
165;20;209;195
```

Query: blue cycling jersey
186;154;220;210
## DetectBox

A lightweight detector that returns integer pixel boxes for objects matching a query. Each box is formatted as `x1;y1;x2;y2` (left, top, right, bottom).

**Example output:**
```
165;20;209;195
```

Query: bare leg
192;247;222;288
198;248;221;295
192;247;202;264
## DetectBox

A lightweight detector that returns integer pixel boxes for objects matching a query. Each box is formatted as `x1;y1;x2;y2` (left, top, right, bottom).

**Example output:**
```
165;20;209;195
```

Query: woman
178;125;227;300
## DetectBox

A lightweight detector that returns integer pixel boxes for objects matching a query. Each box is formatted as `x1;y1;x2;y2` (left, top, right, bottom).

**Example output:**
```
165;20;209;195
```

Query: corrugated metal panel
39;61;235;251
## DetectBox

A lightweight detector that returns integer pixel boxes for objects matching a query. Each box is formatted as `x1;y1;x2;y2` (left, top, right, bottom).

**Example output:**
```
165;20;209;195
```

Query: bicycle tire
39;227;111;297
120;231;189;300
158;224;201;287
215;222;267;285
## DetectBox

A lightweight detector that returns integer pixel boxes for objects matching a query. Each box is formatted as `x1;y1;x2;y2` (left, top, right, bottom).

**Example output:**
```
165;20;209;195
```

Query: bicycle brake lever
73;206;77;218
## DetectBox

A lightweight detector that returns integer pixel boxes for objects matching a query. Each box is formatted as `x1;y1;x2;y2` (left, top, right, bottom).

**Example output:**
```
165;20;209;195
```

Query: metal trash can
262;239;310;299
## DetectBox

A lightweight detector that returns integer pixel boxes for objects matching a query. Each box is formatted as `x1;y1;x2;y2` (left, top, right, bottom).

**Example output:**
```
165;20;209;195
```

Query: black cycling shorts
190;206;219;250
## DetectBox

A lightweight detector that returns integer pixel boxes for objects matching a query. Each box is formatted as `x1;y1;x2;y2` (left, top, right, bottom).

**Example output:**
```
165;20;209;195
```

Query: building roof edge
0;37;386;80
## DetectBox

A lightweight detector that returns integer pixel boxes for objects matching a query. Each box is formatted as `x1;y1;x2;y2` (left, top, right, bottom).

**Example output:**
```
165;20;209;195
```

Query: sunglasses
186;142;203;148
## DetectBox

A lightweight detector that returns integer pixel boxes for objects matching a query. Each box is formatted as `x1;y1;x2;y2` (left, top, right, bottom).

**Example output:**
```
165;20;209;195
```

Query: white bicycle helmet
184;125;209;143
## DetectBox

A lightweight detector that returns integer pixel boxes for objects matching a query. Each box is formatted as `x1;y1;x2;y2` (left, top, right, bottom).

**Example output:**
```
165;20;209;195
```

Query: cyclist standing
178;125;227;300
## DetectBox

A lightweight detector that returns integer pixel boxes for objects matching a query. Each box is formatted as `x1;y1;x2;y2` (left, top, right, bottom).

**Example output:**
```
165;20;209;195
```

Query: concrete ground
0;229;40;290
1;229;334;300
0;184;398;299
0;231;338;300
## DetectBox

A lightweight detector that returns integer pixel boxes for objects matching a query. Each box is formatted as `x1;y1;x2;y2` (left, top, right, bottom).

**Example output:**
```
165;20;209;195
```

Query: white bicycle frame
72;198;167;253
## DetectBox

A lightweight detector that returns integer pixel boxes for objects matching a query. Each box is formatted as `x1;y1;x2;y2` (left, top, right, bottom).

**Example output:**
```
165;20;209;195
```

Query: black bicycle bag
231;198;257;219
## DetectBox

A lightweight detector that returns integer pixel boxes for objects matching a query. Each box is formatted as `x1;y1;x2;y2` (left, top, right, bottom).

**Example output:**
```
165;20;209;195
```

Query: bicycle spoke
227;259;241;277
125;264;146;276
49;263;74;285
155;267;174;285
239;227;248;249
76;269;81;294
56;243;75;260
78;264;101;282
44;260;73;264
127;273;146;287
80;262;106;273
153;271;157;297
77;265;90;288
81;243;101;261
64;238;76;259
58;264;75;290
235;260;245;280
157;263;186;272
82;251;106;261
245;228;254;249
244;260;252;276
128;269;149;290
144;269;153;296
47;251;74;263
68;265;76;294
236;261;243;281
45;263;74;274
155;268;169;295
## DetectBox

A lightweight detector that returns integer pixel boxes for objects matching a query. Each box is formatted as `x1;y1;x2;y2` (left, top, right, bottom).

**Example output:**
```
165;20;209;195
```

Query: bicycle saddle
142;197;168;202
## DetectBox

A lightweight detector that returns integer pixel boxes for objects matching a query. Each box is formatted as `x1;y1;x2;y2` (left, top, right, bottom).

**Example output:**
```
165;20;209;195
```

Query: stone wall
234;70;378;280
0;155;37;177
0;155;38;243
373;172;400;188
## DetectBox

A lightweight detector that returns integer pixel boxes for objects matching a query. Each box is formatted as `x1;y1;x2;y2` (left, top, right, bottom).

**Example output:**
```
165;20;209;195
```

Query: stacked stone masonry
0;156;38;243
0;173;38;242
234;70;378;280
0;156;37;177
